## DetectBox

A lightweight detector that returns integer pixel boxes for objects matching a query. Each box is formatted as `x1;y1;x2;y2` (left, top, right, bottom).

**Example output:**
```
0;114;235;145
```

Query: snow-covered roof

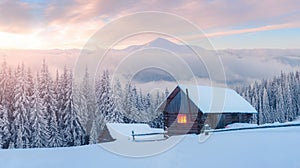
175;85;257;114
106;123;164;140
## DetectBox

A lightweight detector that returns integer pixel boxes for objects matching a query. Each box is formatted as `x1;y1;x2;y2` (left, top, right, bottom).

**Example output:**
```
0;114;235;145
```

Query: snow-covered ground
225;118;300;129
106;123;164;141
1;125;300;168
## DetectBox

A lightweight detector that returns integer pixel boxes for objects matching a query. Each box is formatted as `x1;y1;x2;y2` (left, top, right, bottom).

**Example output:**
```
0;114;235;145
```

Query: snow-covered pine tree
123;82;138;123
95;70;121;124
284;84;293;122
0;105;10;148
53;69;65;140
112;78;124;122
89;119;98;144
136;89;143;112
78;66;93;133
12;65;31;148
26;67;34;106
15;126;23;148
39;60;62;147
122;82;130;123
6;67;16;124
0;58;8;106
250;95;257;124
275;85;285;122
154;91;161;110
252;82;262;125
30;72;48;148
295;71;300;117
25;67;35;146
289;73;298;119
145;93;151;111
132;86;144;122
60;68;85;146
0;58;11;148
262;88;271;123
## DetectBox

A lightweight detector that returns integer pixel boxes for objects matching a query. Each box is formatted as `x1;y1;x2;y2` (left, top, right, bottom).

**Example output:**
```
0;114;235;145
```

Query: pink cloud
0;0;39;33
172;0;300;29
205;22;300;38
1;0;300;49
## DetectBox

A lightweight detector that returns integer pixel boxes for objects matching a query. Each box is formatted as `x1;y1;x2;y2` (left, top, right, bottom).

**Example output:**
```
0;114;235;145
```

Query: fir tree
89;119;98;144
0;105;10;148
61;69;85;146
12;65;31;148
78;66;93;132
96;70;121;124
30;74;48;148
39;60;62;147
113;78;124;121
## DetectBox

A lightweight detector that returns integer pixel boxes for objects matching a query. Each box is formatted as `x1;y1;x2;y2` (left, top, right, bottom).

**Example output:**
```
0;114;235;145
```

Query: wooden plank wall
164;112;202;135
206;113;253;128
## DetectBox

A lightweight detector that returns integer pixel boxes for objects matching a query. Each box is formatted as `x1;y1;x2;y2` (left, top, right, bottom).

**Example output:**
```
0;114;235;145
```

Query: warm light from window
177;114;187;124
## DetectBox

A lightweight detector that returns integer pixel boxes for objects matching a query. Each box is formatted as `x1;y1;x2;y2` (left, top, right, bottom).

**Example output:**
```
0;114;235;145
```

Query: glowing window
177;114;187;124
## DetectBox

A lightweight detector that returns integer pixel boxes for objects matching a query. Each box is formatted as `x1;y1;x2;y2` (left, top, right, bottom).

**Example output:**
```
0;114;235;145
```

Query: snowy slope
1;126;300;168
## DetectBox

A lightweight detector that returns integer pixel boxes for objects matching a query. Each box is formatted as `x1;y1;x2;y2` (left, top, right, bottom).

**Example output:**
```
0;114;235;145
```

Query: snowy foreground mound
1;126;300;168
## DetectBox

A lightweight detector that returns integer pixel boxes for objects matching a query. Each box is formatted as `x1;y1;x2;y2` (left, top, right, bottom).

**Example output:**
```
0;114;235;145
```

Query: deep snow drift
1;126;300;168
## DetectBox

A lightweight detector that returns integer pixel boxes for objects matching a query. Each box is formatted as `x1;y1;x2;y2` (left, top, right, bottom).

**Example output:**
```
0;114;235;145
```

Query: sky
1;0;300;49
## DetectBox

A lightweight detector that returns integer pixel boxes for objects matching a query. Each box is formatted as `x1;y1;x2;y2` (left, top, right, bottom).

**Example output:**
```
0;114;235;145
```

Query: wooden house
157;85;257;135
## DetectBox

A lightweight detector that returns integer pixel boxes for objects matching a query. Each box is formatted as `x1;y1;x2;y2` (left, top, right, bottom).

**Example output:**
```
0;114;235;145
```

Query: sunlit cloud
0;0;300;49
205;22;300;38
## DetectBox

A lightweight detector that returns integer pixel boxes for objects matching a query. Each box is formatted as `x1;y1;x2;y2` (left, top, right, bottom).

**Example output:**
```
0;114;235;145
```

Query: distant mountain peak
122;37;201;52
144;38;181;50
146;38;178;48
148;38;174;44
